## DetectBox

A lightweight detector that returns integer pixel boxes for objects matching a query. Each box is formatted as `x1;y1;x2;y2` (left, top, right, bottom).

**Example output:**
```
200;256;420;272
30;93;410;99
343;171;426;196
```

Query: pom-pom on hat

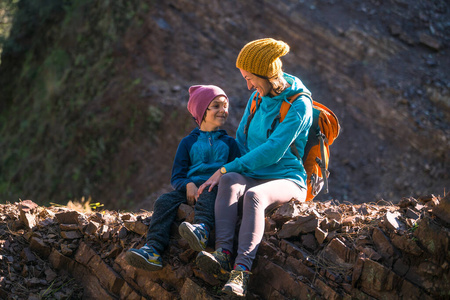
187;85;228;126
236;38;290;78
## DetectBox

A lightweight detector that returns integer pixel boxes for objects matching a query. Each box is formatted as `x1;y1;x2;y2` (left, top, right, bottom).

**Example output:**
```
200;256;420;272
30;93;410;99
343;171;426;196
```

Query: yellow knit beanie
236;38;290;78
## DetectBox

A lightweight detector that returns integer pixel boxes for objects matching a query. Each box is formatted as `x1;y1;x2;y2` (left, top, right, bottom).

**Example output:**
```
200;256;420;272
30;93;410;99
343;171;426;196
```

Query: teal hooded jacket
223;73;313;189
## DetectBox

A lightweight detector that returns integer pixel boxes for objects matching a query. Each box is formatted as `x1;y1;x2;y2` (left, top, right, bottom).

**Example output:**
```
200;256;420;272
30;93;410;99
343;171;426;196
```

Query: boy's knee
154;191;182;209
153;197;166;210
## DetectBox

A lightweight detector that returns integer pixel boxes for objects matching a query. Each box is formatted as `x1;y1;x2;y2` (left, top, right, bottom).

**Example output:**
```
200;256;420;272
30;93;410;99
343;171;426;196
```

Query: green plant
41;278;76;299
409;222;419;232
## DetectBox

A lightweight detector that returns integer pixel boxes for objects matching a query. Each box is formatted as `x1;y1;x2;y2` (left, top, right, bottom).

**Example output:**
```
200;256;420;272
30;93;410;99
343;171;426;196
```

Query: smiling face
200;95;229;131
240;69;274;97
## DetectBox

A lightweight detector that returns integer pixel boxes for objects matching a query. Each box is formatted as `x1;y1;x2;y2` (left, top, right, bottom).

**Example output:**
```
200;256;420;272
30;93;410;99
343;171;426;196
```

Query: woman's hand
196;169;222;199
186;182;198;205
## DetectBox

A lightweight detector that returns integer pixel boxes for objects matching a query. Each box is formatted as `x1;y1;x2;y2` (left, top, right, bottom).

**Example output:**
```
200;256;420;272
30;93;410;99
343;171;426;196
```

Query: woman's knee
243;189;263;208
219;172;241;187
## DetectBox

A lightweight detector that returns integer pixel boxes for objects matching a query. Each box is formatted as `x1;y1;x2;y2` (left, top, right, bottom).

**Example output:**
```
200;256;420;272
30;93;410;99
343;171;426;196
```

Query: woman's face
240;69;273;96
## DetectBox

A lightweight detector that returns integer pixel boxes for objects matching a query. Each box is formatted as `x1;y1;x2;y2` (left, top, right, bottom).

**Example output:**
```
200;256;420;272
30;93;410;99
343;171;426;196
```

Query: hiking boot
125;244;162;271
222;265;251;297
196;248;231;281
178;222;208;252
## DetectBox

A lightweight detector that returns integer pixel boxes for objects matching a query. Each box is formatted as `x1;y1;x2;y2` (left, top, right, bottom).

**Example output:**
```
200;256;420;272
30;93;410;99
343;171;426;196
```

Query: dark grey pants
146;186;218;253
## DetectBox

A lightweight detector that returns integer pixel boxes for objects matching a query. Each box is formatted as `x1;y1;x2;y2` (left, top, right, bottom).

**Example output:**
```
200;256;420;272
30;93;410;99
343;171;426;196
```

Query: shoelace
229;269;251;284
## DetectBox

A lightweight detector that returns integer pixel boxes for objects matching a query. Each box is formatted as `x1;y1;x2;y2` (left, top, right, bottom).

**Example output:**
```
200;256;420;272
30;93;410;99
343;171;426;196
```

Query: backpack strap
315;132;330;193
243;92;260;138
266;92;311;137
243;91;312;154
283;92;312;161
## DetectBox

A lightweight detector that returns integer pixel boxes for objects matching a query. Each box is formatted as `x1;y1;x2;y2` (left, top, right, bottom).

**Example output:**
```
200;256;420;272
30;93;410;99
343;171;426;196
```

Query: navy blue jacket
171;128;241;191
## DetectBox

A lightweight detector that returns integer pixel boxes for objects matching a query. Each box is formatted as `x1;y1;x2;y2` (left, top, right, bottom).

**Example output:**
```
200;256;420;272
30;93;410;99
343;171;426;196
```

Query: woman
185;38;313;297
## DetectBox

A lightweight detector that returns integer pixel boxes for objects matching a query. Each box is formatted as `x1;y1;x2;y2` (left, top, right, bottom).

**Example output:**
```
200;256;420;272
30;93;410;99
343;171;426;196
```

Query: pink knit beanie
187;85;228;126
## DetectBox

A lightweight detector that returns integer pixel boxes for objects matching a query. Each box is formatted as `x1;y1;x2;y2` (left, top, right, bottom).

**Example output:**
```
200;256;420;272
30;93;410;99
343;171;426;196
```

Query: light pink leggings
215;172;306;269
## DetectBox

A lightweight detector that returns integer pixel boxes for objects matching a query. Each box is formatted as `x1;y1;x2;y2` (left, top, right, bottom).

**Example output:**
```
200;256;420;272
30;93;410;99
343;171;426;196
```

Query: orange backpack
243;92;340;201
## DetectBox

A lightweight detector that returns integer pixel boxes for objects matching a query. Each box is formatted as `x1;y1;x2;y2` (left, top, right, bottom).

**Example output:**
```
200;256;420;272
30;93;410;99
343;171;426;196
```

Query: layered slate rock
0;194;449;299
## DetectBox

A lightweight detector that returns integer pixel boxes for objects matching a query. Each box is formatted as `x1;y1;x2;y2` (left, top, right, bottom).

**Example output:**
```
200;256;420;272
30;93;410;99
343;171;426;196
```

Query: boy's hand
186;182;198;205
197;169;222;198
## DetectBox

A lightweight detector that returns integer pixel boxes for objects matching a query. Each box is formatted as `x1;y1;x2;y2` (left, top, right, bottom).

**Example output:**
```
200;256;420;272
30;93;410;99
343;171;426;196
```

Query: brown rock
61;230;83;240
301;233;317;251
75;242;125;295
357;259;401;298
398;197;415;208
120;213;136;221
55;210;83;224
419;33;441;50
48;248;75;271
384;211;406;231
321;238;356;268
271;199;302;223
124;220;148;236
59;223;79;231
359;247;382;261
251;256;318;299
61;243;73;256
324;208;342;222
391;234;423;256
278;215;319;238
284;256;315;281
279;239;309;260
18;200;39;212
372;228;397;264
44;269;57;282
342;215;357;226
20;211;37;229
29;237;51;258
84;220;101;235
315;227;328;244
405;208;420;220
177;203;194;222
264;217;277;233
321;218;341;231
413;217;448;257
20;247;37;263
180;278;215;300
432;193;450;224
104;245;123;259
314;278;342;300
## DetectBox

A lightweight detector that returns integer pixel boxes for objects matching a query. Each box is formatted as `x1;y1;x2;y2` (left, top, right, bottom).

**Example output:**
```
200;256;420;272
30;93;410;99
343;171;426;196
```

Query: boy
125;85;240;271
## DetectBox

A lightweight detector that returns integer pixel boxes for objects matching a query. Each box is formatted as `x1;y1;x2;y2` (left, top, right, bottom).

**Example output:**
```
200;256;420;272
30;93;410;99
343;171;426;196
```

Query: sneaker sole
125;250;162;272
222;284;246;297
178;222;205;252
196;252;230;281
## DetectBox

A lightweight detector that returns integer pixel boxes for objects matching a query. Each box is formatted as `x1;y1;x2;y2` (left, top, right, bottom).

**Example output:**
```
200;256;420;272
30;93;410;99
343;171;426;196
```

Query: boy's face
201;96;229;130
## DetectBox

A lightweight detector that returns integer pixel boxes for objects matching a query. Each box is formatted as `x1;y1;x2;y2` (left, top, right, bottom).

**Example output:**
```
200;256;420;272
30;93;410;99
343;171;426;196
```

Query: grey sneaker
222;265;251;297
196;248;231;281
178;222;208;252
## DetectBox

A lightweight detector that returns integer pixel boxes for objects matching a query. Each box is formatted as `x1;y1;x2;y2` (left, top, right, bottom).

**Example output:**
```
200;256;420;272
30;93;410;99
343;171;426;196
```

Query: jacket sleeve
170;136;194;191
225;94;312;173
